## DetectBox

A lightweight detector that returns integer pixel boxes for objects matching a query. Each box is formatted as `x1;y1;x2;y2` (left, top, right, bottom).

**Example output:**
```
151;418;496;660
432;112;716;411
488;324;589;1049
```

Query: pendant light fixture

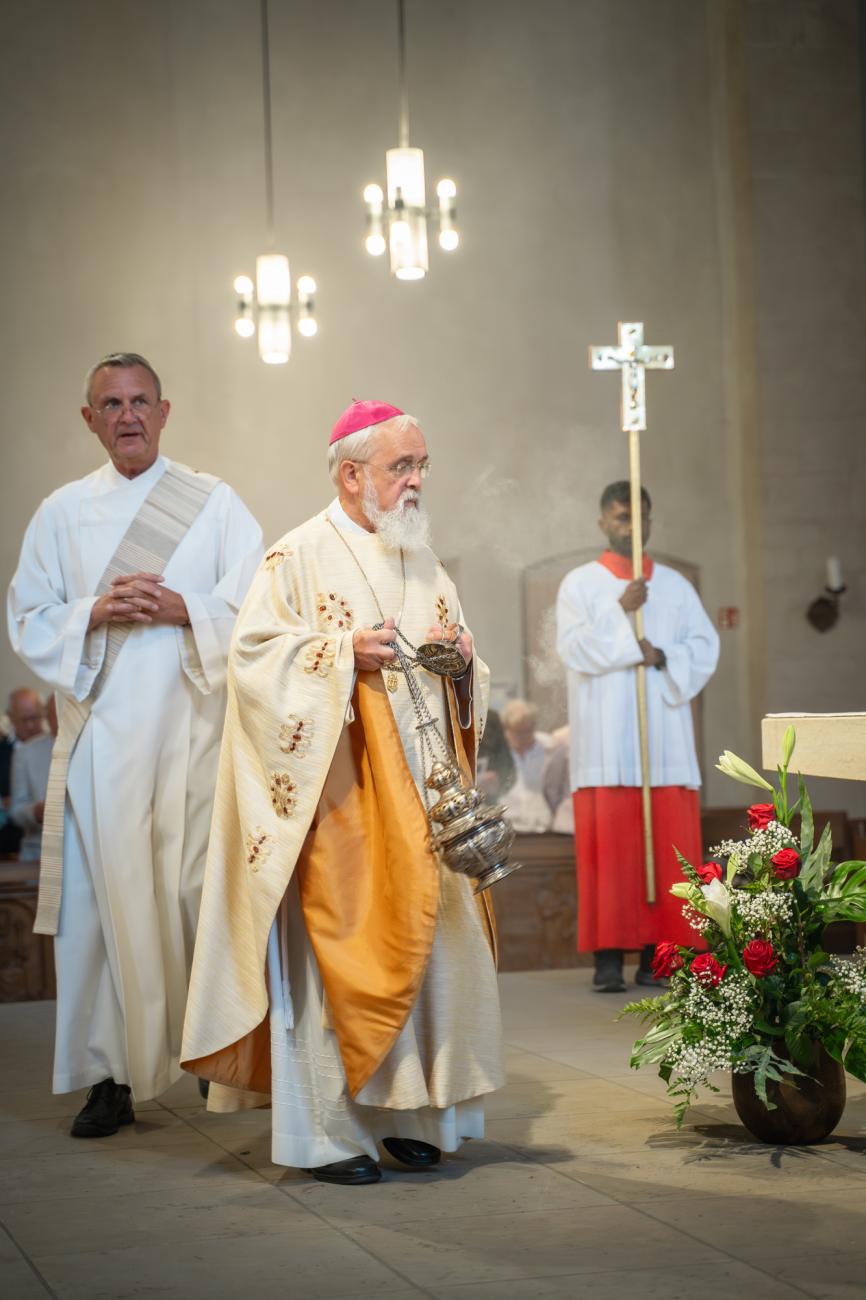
362;0;459;281
233;0;317;363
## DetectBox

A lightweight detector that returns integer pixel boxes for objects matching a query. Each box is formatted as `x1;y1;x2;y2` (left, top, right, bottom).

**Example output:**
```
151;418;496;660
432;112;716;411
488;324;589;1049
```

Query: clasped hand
88;572;189;631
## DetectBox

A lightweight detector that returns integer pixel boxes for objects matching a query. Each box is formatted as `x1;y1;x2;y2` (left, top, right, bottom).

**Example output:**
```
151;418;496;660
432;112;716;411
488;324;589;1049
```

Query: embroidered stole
35;464;217;935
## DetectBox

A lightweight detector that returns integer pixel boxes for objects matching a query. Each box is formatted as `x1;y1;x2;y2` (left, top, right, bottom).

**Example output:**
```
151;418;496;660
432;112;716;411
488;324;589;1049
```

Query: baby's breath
732;889;794;937
709;820;795;871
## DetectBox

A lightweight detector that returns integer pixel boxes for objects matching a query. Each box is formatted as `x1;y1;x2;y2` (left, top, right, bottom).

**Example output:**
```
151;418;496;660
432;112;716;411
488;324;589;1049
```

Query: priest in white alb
182;399;504;1186
7;352;263;1136
556;481;719;992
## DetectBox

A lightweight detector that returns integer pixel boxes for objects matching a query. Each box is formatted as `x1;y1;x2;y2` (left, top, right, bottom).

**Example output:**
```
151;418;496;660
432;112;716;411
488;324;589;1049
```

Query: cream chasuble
182;501;504;1166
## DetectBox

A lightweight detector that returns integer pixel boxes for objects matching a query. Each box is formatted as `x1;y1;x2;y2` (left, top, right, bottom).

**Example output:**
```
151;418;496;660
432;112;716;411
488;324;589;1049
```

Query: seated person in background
0;687;45;857
542;725;575;835
11;695;57;862
501;699;551;833
476;707;516;803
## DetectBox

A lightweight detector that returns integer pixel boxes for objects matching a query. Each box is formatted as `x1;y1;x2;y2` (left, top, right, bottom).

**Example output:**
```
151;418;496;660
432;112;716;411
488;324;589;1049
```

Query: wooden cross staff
589;321;674;904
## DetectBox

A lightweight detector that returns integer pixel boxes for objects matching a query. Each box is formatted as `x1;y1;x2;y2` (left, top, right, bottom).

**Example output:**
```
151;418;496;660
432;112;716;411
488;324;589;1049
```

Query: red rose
651;942;685;979
743;938;778;978
696;861;724;884
690;953;728;987
771;848;801;880
747;803;775;830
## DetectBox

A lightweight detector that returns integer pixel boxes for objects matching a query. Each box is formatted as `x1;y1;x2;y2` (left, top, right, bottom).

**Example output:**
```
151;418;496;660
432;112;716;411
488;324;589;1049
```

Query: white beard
362;480;432;552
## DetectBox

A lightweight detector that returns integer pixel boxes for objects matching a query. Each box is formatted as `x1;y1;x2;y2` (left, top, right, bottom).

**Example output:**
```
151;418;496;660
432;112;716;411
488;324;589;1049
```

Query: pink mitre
329;398;404;445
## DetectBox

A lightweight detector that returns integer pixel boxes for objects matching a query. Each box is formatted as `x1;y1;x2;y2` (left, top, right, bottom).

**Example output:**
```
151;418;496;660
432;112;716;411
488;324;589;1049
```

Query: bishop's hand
353;618;397;670
619;578;648;612
425;621;473;667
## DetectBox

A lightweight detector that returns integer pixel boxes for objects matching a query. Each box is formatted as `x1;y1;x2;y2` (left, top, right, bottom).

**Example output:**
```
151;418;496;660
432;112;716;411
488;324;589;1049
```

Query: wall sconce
806;556;846;632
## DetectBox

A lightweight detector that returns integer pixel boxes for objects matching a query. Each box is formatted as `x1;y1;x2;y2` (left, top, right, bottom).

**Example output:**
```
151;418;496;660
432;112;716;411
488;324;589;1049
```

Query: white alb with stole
7;455;262;1097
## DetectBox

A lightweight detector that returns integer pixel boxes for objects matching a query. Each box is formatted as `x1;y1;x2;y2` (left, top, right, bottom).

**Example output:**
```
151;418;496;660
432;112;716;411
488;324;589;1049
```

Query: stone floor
2;969;866;1300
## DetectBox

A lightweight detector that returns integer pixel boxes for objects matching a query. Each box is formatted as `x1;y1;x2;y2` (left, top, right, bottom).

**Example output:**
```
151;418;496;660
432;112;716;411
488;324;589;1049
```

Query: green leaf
819;860;866;923
798;774;814;857
799;822;833;894
781;725;796;771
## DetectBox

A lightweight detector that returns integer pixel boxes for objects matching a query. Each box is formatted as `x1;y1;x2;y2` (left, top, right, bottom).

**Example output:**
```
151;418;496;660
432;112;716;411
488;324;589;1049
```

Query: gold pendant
386;669;399;693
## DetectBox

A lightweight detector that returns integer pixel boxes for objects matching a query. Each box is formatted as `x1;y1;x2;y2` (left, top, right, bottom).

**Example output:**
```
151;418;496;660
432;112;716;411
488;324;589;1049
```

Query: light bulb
366;233;386;256
436;178;457;200
439;229;459;251
296;275;316;297
298;317;318;338
364;183;384;205
233;274;254;297
234;317;255;338
395;267;426;281
386;148;426;207
256;253;291;306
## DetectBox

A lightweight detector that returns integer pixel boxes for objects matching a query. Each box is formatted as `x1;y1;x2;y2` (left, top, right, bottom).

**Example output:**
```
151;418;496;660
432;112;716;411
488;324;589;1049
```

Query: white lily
700;877;733;937
716;750;775;792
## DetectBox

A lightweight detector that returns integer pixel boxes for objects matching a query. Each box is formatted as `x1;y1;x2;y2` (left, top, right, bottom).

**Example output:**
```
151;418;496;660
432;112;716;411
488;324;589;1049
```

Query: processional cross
589;321;674;904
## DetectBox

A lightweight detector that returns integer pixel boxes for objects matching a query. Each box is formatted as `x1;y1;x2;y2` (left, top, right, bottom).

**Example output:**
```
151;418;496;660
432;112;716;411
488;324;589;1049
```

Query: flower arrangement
622;727;866;1125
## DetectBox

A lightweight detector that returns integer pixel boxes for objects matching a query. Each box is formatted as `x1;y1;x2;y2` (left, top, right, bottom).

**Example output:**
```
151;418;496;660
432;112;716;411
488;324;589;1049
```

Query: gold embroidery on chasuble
304;639;336;677
436;594;449;625
263;544;294;570
316;592;353;632
245;827;272;872
269;773;297;819
279;715;314;757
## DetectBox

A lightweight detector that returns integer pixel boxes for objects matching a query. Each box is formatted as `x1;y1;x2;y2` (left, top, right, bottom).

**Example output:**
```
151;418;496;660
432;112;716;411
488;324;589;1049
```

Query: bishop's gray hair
84;352;163;405
327;413;420;486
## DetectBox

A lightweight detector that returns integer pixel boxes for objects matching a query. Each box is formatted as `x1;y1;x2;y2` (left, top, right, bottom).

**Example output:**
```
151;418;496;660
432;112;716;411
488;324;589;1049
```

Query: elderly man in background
183;398;503;1187
10;695;57;862
7;351;262;1137
0;688;45;857
500;699;551;833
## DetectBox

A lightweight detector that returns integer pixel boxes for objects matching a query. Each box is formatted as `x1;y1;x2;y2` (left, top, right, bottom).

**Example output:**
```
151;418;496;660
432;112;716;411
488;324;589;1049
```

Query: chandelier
362;0;459;281
233;0;317;364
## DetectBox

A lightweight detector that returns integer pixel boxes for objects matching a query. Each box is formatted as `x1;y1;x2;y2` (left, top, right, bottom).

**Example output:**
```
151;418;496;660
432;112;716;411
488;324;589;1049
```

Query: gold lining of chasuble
294;670;441;1098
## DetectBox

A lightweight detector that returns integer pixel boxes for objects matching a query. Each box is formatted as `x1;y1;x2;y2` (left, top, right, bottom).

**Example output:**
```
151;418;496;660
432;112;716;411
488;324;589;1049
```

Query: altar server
7;352;262;1134
183;400;504;1185
556;481;719;991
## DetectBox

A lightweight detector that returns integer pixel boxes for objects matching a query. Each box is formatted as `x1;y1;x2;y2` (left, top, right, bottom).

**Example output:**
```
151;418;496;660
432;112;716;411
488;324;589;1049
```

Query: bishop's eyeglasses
356;456;431;481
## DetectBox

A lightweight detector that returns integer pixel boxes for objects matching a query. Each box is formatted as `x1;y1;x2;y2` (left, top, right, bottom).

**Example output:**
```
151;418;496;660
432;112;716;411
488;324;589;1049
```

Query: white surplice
7;455;263;1098
555;559;720;791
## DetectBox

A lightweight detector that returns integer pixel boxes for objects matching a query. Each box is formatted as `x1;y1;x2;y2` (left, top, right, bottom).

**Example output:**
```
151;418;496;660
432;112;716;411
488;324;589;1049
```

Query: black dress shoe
305;1155;381;1185
592;948;627;993
198;1078;210;1100
70;1078;135;1138
382;1137;441;1168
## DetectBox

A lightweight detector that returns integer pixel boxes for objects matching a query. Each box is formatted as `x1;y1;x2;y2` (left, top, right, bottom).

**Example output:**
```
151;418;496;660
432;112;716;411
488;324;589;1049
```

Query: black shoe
382;1137;441;1168
592;948;626;993
305;1156;381;1185
198;1078;210;1100
70;1078;135;1138
635;944;667;987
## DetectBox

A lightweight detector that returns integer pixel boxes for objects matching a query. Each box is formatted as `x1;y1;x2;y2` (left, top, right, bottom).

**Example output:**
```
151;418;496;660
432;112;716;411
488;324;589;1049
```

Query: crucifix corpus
589;321;674;904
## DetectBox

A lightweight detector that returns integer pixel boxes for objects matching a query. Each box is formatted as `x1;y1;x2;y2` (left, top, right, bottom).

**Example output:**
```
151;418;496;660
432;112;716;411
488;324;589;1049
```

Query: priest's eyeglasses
357;457;431;481
89;396;158;420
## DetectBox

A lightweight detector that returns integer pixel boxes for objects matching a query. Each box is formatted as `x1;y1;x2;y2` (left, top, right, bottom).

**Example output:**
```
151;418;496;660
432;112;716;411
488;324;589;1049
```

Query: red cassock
573;786;702;951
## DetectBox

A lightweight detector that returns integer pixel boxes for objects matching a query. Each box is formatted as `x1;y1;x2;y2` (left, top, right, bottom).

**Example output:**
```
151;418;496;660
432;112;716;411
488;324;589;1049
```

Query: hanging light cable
233;0;318;362
362;0;458;281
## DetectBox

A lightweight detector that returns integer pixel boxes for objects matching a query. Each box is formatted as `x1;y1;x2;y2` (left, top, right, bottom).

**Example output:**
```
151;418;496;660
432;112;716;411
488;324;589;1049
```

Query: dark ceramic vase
731;1044;846;1144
